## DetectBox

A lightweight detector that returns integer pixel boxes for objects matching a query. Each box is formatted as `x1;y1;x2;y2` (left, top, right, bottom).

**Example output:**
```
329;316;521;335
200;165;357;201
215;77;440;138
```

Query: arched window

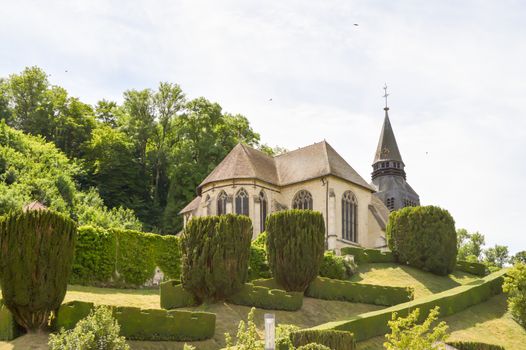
259;191;268;232
292;190;313;210
386;197;395;211
235;188;249;216
342;191;358;242
217;191;228;215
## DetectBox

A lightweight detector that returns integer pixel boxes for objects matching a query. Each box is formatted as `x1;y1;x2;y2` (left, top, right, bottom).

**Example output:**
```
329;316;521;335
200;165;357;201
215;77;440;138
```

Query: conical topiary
0;209;77;332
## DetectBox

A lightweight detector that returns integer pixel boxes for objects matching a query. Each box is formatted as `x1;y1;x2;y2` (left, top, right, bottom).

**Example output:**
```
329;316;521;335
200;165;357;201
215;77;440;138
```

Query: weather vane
382;83;389;109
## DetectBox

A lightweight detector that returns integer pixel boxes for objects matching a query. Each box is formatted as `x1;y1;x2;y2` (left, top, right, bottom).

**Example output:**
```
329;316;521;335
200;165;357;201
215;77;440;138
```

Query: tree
94;99;121;127
384;306;449;350
0;209;77;332
484;245;509;268
457;229;485;261
512;251;526;265
503;263;526;329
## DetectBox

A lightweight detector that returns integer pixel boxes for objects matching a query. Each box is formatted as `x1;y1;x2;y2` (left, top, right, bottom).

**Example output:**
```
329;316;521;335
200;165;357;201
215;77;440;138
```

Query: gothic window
259;191;268;232
342;191;358;242
235;188;249;216
292;190;313;210
217;191;228;215
386;197;395;211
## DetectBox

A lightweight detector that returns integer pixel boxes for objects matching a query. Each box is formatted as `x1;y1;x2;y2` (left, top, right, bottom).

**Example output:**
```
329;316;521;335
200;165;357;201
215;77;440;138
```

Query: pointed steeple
373;107;403;164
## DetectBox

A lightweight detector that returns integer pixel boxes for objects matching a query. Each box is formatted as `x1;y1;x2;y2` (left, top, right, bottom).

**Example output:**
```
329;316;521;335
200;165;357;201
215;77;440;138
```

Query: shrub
305;277;413;306
227;283;303;311
0;300;21;341
456;260;488;276
290;329;356;350
266;210;325;292
276;324;300;350
310;269;505;342
319;251;355;280
502;262;526;328
384;306;449;350
49;305;129;350
0;209;77;332
249;244;271;280
340;246;394;264
160;280;198;309
225;307;260;350
387;206;457;275
181;214;252;302
446;341;505;350
296;344;331;350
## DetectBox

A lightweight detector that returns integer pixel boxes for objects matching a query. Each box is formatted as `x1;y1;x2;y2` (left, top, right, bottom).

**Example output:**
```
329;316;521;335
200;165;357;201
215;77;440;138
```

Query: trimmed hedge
305;277;414;306
340;246;394;264
55;300;215;341
311;269;506;342
227;283;303;311
456;260;488;276
71;225;181;287
290;329;356;350
446;341;505;350
160;280;198;309
0;300;20;341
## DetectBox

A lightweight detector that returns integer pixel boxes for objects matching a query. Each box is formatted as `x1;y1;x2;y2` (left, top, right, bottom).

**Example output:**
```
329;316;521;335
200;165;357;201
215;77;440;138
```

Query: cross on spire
382;83;389;109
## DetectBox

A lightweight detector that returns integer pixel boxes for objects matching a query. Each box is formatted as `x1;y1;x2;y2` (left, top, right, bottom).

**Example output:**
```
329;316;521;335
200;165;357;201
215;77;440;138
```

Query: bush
296;344;331;350
225;307;260;350
290;329;356;350
310;269;505;342
55;300;216;341
0;209;77;332
387;206;457;275
249;244;271;281
227;283;303;311
0;300;21;341
181;214;252;302
319;251;355;280
160;280;198;309
446;341;505;350
266;210;325;292
456;260;488;276
276;324;300;350
71;225;181;287
305;277;413;306
49;305;129;350
340;246;395;264
502;262;526;328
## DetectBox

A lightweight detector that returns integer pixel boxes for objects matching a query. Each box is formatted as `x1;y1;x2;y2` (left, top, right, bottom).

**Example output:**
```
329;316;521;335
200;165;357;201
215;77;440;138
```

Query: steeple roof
373;108;403;164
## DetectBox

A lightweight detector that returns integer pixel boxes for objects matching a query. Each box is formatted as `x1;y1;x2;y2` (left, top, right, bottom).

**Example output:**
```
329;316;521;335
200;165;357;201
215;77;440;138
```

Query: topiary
297;343;331;350
181;214;252;302
387;205;457;275
0;208;77;332
266;210;325;292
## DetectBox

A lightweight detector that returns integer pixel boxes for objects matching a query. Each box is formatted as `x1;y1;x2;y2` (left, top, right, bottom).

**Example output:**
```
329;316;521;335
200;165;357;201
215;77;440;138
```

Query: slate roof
23;201;48;212
373;108;403;164
179;196;201;214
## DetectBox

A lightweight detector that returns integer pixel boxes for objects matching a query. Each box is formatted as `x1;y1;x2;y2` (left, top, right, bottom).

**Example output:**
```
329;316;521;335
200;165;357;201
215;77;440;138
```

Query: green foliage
55;300;216;341
305;277;414;306
276;324;300;350
455;260;488;276
248;232;271;281
502;262;526;328
225;307;260;350
266;210;325;292
181;215;253;302
387;205;457;276
512;251;526;264
296;343;331;350
310;269;505;342
49;305;129;350
290;329;356;350
484;245;509;268
319;251;355;280
0;209;77;332
457;229;486;261
227;283;303;311
446;341;505;350
340;246;395;264
0;300;21;341
384;306;449;350
160;280;198;309
71;226;181;287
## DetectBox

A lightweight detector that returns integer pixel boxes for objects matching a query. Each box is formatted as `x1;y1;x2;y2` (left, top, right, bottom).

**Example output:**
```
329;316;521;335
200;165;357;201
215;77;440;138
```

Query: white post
264;314;275;350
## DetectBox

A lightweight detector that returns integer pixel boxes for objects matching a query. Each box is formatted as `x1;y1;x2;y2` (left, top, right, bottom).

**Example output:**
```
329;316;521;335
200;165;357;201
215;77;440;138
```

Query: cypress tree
266;210;325;292
0;208;77;332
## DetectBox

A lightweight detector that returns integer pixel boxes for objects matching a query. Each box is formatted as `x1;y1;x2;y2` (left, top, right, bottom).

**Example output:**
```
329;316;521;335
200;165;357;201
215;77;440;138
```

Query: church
180;104;420;250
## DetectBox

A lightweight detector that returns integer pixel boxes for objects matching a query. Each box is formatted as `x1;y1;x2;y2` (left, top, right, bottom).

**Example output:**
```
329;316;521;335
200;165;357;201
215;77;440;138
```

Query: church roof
179;196;201;214
373;108;403;164
23;201;48;212
197;141;374;193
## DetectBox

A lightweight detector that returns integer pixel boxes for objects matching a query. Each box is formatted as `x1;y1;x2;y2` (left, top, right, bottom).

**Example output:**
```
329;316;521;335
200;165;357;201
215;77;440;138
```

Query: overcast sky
1;0;525;254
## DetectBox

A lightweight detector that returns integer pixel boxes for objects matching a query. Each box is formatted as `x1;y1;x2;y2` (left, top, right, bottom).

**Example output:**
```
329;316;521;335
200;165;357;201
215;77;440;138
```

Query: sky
1;0;525;254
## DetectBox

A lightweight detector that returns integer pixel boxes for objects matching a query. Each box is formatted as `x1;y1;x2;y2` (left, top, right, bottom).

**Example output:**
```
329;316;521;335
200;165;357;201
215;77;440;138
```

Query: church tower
371;93;420;211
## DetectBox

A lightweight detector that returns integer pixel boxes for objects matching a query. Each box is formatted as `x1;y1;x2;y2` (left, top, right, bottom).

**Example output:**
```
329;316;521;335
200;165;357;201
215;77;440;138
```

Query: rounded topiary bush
387;205;457;275
266;210;325;292
0;208;77;332
181;214;252;302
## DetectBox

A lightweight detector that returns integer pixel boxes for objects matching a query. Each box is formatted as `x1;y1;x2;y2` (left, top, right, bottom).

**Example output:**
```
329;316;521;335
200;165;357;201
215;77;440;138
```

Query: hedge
319;251;354;280
290;329;356;350
55;300;215;341
456;260;488;276
226;283;303;311
311;269;506;342
71;225;181;287
160;280;198;309
340;246;394;264
446;341;505;350
305;277;414;306
0;300;20;341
